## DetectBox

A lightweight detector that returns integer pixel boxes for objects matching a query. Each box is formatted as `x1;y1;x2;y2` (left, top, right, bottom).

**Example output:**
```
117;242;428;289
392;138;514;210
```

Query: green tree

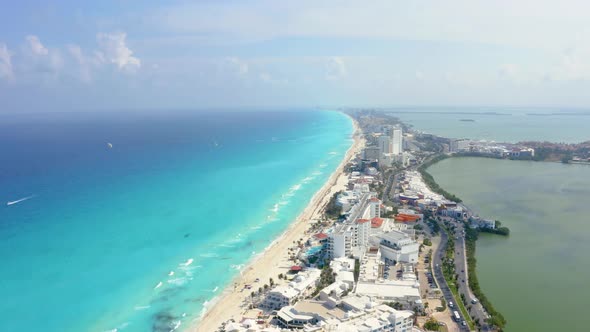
423;318;440;331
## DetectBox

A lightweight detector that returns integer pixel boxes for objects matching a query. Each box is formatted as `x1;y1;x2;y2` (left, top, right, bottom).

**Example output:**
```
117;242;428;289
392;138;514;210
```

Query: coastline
191;113;365;332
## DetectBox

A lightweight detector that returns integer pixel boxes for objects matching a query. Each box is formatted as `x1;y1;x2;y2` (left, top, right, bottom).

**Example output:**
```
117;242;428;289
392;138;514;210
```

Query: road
444;214;493;331
431;224;470;332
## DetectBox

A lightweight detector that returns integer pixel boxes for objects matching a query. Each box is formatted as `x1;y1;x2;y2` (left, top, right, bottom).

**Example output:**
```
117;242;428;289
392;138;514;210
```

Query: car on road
461;320;467;326
471;298;478;304
449;301;454;308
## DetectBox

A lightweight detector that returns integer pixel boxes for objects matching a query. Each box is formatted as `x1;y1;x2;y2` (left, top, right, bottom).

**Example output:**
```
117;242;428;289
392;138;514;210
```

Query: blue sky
1;0;590;111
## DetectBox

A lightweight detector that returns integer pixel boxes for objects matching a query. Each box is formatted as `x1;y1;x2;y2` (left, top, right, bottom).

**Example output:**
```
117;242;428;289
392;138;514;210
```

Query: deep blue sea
0;110;353;332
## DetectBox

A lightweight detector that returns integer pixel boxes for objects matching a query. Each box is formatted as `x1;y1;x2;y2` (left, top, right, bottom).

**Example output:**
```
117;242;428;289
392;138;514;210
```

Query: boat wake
6;195;35;206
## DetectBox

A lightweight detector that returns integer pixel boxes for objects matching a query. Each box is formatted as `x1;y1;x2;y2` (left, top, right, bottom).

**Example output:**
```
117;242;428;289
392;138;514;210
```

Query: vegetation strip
464;224;507;329
440;226;475;330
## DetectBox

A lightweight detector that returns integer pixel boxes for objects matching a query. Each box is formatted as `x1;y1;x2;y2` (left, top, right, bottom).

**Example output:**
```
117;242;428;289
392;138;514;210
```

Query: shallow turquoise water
0;110;352;332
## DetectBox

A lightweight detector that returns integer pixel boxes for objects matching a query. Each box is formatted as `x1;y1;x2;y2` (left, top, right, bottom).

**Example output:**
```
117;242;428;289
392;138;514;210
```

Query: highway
449;208;494;331
431;224;470;332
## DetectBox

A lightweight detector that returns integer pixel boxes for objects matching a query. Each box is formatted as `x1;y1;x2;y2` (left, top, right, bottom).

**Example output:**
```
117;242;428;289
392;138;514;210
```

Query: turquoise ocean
0;110;353;332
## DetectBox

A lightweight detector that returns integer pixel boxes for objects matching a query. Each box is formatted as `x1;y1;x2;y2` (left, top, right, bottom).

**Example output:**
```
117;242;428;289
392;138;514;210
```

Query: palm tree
264;284;269;291
269;278;274;286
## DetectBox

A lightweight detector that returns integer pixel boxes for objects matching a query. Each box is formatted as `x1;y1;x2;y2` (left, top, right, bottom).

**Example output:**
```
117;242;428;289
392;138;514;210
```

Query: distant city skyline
2;1;590;111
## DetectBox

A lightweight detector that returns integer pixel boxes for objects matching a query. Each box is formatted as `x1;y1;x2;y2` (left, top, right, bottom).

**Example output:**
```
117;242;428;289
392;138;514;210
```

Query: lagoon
429;157;590;332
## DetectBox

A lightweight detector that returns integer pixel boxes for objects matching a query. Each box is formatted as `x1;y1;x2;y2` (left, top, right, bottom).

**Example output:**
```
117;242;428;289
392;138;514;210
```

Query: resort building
275;296;414;332
438;206;465;219
375;230;420;264
469;216;496;229
261;269;321;310
263;286;300;310
363;146;381;161
366;198;382;219
450;139;471;152
378;135;392;155
392;128;403;155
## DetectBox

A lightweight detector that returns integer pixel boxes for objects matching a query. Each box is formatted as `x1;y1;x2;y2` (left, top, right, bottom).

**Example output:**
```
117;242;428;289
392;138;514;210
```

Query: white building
392;128;403;155
276;305;321;329
451;139;471;152
262;269;321;310
263;286;300;310
276;297;414;332
366;198;382;219
330;297;415;332
378;135;392;155
376;231;420;264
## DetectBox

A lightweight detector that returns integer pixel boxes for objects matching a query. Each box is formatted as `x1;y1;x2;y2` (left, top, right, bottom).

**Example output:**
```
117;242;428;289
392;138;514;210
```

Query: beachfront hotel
275;295;414;332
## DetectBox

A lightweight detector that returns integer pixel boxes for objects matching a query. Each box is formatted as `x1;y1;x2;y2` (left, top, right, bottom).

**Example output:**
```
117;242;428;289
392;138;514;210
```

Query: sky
1;0;590;111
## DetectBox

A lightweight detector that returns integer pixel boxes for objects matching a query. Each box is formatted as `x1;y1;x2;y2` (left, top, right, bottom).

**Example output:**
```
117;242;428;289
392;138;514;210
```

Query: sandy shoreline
191;113;365;332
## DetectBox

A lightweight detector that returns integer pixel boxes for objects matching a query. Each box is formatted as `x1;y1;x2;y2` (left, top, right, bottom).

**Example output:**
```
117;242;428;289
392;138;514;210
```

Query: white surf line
6;195;35;206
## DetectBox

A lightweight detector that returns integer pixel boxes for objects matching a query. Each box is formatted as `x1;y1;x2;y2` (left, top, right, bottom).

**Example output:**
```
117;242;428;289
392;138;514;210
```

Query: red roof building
313;233;328;240
371;217;384;228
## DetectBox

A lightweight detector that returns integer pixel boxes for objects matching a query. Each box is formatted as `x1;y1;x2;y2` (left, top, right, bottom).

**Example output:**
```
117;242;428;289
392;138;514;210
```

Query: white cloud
498;64;518;79
22;35;64;76
26;35;49;56
225;57;249;76
325;56;347;80
67;44;106;82
97;32;141;71
552;46;590;81
149;0;590;51
0;43;14;80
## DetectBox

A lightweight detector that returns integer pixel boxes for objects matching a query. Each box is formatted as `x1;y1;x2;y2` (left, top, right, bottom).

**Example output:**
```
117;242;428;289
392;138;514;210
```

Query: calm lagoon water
389;107;590;143
429;157;590;332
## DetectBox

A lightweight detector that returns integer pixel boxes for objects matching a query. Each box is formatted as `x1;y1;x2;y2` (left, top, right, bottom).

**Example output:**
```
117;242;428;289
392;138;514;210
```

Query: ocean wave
270;203;279;212
250;225;262;230
134;305;151;311
230;264;244;271
180;258;194;267
104;322;130;332
212;286;219;293
301;176;314;183
154;281;163;289
290;184;302;191
179;265;201;275
168;277;189;286
171;321;181;331
319;163;328;168
312;171;323;175
199;252;219;258
199;300;211;320
328;151;338;155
